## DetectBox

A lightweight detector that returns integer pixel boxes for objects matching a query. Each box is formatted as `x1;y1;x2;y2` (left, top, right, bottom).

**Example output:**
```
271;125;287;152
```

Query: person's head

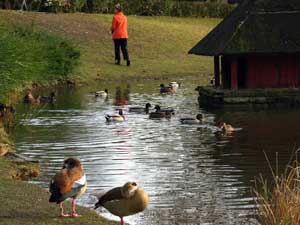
114;3;122;13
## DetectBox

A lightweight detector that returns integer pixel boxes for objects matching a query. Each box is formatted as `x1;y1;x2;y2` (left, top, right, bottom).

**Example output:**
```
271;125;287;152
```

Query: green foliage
0;22;80;102
85;0;235;18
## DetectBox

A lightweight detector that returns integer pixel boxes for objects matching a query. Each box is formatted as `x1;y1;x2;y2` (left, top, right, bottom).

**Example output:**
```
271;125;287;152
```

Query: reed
253;152;300;225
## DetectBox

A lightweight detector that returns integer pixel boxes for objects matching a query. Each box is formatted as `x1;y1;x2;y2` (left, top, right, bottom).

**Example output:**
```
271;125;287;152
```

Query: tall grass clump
0;22;80;102
253;153;300;225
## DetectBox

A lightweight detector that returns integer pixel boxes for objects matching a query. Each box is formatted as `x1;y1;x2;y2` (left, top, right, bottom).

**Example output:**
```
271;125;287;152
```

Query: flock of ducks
99;82;235;133
49;157;148;225
25;81;236;225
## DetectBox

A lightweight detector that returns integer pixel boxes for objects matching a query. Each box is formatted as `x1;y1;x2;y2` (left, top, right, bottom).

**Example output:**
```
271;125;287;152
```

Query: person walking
111;3;130;66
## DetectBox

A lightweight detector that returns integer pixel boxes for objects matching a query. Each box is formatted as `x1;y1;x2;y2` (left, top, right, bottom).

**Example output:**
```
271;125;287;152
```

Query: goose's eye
132;182;137;186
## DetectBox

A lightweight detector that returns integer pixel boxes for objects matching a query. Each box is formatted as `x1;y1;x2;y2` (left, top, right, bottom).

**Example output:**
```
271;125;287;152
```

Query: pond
12;78;300;225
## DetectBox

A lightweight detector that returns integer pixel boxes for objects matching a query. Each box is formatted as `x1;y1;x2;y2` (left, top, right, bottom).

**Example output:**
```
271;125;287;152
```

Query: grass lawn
0;11;220;82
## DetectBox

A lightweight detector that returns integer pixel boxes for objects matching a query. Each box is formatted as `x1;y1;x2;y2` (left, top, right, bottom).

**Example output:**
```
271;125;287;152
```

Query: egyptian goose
23;90;39;104
105;109;126;122
95;182;149;225
49;158;87;217
220;122;235;133
95;89;108;98
129;103;152;114
180;114;203;124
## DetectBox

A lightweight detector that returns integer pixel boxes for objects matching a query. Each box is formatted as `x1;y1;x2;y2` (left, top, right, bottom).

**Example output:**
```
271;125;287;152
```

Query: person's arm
111;16;116;34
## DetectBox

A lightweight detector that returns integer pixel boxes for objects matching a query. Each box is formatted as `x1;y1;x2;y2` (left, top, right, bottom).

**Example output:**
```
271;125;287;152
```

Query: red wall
246;55;300;88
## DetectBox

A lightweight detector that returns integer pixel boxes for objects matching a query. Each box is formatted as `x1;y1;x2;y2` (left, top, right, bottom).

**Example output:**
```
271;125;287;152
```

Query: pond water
12;78;300;225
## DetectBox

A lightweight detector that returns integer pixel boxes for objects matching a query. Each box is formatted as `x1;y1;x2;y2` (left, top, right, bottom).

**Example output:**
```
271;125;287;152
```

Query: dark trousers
114;39;130;62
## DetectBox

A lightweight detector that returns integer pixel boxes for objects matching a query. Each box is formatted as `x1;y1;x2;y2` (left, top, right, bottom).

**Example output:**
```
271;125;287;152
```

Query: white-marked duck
160;84;176;94
95;89;108;98
95;182;149;225
49;158;87;217
105;109;126;122
129;103;152;114
220;122;235;133
180;114;203;124
169;82;180;90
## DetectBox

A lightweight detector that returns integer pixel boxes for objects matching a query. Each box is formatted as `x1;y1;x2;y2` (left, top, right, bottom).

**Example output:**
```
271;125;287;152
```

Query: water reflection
12;79;300;225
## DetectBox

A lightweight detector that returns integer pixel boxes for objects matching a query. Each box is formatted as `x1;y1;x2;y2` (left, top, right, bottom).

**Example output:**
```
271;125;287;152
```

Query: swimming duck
23;90;39;104
154;105;175;115
95;182;149;225
39;92;56;103
149;105;173;119
129;103;152;114
169;82;180;90
180;114;203;124
105;109;126;122
160;84;176;94
49;158;87;217
220;122;235;133
95;89;108;98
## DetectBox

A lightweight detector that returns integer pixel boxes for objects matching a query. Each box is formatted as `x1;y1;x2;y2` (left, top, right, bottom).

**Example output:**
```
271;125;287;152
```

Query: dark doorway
238;57;247;88
221;56;231;89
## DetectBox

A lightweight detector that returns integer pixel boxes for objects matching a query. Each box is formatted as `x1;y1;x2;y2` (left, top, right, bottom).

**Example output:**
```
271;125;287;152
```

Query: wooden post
214;56;220;87
231;58;238;90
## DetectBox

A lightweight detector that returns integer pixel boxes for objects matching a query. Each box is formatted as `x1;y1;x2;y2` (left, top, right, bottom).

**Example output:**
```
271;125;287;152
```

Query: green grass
0;18;80;102
0;11;219;83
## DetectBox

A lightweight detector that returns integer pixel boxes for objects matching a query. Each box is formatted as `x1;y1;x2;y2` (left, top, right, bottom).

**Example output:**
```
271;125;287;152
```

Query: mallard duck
149;105;172;119
95;182;149;225
160;84;176;94
105;109;126;122
49;158;87;217
95;89;108;98
180;114;203;124
129;103;152;114
154;105;175;115
39;92;56;103
220;122;235;133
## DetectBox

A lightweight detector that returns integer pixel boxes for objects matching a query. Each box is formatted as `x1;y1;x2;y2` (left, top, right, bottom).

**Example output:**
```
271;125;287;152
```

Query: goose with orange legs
49;158;87;217
95;182;149;225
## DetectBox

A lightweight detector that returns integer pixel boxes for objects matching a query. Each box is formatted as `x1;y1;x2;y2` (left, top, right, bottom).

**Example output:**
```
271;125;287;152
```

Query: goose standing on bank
49;158;87;217
95;182;149;225
180;114;203;124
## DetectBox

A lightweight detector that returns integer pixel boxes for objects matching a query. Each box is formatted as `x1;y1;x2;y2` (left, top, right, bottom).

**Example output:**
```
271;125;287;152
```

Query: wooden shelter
189;0;300;90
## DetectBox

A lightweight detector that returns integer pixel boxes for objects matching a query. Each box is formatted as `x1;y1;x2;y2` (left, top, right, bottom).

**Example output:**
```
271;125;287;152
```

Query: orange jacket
111;12;128;39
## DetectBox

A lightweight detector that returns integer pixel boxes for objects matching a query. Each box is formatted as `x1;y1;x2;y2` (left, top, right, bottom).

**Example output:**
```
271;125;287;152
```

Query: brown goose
95;182;149;225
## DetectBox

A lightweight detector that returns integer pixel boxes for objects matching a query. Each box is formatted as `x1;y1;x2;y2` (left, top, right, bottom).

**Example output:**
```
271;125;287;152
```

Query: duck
105;109;126;122
154;105;175;115
180;114;203;124
129;103;152;114
23;90;39;104
49;158;87;217
220;122;235;133
95;89;108;98
39;92;56;103
95;182;149;225
149;105;173;119
169;82;180;90
160;84;176;94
